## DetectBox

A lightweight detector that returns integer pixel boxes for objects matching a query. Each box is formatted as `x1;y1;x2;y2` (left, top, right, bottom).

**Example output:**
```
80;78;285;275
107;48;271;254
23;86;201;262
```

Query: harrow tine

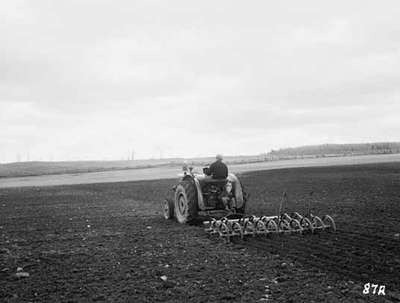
300;217;314;233
291;212;303;221
281;212;292;222
310;215;326;232
244;220;256;237
231;221;244;239
322;215;337;232
255;219;267;235
218;222;231;243
289;218;303;233
266;219;278;234
278;220;291;233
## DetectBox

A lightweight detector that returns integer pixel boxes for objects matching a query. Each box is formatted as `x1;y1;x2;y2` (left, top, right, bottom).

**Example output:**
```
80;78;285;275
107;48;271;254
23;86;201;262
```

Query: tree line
266;142;400;160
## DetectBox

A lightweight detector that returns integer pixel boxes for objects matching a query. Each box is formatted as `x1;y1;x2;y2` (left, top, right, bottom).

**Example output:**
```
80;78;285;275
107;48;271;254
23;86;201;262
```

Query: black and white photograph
1;1;400;302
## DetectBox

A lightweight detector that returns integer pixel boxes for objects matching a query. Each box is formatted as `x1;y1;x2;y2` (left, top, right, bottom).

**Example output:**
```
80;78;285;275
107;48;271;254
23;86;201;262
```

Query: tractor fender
227;173;244;209
193;177;205;210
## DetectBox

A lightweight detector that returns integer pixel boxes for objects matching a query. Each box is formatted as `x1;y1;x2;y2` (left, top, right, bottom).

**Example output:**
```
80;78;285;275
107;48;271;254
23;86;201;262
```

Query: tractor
163;164;336;241
163;165;247;223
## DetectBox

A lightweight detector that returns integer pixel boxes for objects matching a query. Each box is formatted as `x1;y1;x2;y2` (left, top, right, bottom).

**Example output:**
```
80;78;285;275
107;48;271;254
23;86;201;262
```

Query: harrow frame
203;192;336;242
204;213;336;242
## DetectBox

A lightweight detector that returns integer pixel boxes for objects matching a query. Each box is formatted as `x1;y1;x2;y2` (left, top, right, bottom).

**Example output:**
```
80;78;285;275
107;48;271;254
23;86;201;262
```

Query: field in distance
1;153;400;188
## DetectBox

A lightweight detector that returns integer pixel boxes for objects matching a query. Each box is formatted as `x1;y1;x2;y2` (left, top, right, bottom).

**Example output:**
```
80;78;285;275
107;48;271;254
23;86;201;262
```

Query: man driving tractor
206;154;228;179
204;154;232;210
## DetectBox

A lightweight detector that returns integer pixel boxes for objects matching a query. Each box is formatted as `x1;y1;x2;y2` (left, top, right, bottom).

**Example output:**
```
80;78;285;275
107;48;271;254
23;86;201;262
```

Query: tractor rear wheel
174;180;198;223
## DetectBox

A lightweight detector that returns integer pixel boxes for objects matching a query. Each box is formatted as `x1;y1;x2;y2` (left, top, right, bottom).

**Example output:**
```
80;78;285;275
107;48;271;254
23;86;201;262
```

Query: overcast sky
1;1;400;162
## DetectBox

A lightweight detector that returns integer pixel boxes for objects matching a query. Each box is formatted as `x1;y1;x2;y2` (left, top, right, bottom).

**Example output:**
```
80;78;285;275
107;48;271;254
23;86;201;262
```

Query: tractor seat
202;178;228;186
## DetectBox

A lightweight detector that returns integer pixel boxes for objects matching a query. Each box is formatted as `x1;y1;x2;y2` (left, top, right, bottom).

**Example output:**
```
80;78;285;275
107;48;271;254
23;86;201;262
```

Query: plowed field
1;163;400;302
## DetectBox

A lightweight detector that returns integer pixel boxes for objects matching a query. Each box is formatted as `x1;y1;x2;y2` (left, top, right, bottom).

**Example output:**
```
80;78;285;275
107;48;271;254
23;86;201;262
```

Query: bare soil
1;163;400;302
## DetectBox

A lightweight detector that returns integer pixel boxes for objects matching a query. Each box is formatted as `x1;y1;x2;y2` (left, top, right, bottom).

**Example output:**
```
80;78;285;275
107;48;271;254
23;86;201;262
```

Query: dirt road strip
1;154;400;188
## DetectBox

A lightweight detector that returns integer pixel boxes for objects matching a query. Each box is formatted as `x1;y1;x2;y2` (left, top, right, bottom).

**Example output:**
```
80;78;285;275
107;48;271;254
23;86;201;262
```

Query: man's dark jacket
208;160;228;179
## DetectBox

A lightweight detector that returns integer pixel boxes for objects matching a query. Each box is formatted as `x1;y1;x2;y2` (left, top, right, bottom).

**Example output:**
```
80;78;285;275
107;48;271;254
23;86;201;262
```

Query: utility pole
158;147;163;159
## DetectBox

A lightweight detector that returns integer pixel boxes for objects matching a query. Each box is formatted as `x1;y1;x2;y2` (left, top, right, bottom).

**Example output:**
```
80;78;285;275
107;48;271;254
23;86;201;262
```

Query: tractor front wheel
174;180;198;224
163;199;174;220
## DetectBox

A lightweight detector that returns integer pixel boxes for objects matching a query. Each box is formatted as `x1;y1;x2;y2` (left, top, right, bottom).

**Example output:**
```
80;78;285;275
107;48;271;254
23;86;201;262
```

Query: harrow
203;192;336;242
